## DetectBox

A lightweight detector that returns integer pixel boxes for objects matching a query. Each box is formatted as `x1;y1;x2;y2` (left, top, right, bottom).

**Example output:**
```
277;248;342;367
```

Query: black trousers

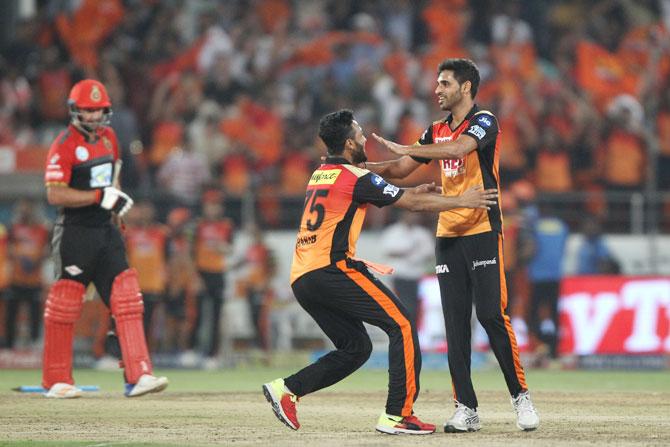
4;285;42;348
188;271;225;357
392;277;420;325
528;280;560;358
436;231;527;409
52;223;129;305
285;259;421;417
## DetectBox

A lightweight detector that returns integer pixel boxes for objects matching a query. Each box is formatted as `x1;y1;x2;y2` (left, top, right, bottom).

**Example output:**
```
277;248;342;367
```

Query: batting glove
99;186;134;217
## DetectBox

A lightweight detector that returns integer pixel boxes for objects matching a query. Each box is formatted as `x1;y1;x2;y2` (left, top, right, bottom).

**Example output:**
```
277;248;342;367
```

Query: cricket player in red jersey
42;79;167;398
369;58;539;432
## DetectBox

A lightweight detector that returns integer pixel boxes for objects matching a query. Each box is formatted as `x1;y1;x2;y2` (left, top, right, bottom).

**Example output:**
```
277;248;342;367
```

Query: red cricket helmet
68;79;113;135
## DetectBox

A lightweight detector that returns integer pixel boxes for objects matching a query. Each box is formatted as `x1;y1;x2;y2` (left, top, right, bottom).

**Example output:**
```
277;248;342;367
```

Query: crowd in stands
0;0;669;231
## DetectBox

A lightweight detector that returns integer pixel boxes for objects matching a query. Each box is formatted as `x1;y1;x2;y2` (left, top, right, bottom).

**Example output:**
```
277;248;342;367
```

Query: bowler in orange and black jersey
262;109;498;435
370;58;539;432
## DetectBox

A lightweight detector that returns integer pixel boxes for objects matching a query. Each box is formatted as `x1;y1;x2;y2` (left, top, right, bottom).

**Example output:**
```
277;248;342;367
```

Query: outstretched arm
394;185;497;212
364;155;422;179
373;133;477;160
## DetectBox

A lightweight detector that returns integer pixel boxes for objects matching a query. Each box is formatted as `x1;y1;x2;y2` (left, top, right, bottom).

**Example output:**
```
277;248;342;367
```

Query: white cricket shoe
45;383;83;399
512;391;540;431
444;402;481;432
125;374;169;397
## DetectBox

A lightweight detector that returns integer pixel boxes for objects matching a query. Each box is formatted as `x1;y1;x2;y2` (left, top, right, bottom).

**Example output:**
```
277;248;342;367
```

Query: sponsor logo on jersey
308;169;341;185
65;265;83;276
371;174;387;188
383;183;400;197
296;234;317;248
467;125;486;140
477;115;492;128
102;136;112;150
440;158;465;178
436;264;450;273
472;257;497;270
45;170;64;181
75;146;89;161
90;162;113;188
435;136;453;143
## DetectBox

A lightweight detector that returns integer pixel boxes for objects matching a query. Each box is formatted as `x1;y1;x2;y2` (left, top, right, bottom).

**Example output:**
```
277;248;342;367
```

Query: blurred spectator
379;210;433;324
235;224;275;352
575;216;620;275
4;199;49;349
35;47;71;124
0;223;9;346
105;68;144;193
123;201;168;349
164;207;200;354
187;189;234;365
597;95;647;191
187;101;231;167
157;134;211;207
526;207;569;361
657;81;670;190
533;127;573;193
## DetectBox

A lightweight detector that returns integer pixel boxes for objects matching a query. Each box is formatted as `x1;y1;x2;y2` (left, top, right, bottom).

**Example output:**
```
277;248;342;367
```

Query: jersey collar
323;156;351;165
444;104;480;125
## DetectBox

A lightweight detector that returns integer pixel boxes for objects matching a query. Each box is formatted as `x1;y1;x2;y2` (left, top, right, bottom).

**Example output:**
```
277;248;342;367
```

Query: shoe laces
284;392;299;405
513;392;535;413
455;402;475;416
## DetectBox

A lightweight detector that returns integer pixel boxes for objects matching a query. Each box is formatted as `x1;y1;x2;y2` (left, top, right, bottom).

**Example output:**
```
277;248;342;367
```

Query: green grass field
1;367;669;446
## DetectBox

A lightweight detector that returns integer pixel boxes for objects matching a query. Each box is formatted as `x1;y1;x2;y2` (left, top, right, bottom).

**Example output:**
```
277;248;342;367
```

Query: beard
351;141;368;164
440;90;462;111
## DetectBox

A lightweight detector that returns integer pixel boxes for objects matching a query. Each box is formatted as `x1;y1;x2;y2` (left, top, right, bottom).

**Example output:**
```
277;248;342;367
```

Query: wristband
94;189;102;203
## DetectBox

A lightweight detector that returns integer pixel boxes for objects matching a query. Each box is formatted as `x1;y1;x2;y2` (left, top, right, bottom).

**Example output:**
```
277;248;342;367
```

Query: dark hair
437;58;480;99
318;109;355;155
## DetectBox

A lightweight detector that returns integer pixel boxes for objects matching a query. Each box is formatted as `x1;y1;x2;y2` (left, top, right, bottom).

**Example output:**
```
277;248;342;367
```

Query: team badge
102;136;112;150
75;146;89;161
371;174;387;188
383;183;400;197
90;85;101;102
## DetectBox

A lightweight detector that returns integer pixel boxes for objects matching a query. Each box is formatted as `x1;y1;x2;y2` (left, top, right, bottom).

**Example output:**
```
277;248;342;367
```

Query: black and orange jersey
413;104;502;237
125;225;168;294
195;219;233;273
9;223;49;287
44;124;120;226
290;157;404;284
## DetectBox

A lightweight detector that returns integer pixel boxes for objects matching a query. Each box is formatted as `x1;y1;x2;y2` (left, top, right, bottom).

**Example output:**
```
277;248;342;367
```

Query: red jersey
44;124;120;226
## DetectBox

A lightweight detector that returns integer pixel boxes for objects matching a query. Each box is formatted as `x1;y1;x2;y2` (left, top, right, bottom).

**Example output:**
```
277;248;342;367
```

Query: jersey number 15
303;189;329;231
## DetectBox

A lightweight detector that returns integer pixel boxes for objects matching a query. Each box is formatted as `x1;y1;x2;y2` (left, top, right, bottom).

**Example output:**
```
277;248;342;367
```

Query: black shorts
52;223;129;306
